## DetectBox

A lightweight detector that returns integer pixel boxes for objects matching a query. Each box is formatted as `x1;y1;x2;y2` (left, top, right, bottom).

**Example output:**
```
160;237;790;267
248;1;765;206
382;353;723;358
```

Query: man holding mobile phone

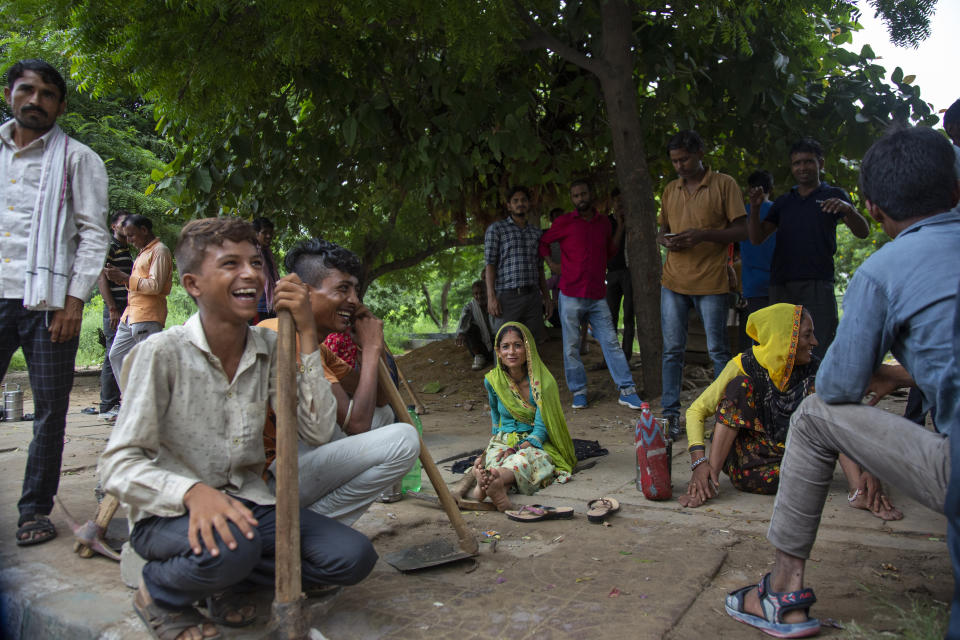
657;130;748;440
746;138;869;359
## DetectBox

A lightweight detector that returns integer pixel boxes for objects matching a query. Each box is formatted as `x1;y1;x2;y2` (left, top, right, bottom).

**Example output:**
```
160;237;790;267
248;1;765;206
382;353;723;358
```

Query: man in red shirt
539;180;644;410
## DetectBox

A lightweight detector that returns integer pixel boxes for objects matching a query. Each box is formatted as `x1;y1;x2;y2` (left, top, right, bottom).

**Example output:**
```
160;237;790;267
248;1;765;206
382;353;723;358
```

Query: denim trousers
131;499;378;609
948;430;960;639
660;287;730;417
558;293;636;396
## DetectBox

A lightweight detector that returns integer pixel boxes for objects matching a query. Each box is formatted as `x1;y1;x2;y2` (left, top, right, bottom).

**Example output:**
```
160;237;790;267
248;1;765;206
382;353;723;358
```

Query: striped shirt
105;239;133;307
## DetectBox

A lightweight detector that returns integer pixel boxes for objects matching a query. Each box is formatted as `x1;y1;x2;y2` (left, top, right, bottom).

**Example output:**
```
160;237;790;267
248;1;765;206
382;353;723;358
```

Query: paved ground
0;341;952;639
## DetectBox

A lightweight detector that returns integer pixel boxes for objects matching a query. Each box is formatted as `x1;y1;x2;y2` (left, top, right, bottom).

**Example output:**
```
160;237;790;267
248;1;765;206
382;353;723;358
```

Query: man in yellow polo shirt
658;130;747;440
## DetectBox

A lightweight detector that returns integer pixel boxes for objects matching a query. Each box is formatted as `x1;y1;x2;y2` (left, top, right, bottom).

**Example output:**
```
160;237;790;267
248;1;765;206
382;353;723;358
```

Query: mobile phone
664;233;678;237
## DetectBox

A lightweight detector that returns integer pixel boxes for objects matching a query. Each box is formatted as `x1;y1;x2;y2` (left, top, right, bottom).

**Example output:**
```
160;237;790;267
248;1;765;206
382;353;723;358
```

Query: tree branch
421;284;441;329
512;0;605;77
367;234;483;283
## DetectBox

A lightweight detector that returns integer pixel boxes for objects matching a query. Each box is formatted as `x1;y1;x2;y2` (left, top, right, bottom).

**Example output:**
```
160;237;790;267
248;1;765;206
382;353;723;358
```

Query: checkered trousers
0;299;79;518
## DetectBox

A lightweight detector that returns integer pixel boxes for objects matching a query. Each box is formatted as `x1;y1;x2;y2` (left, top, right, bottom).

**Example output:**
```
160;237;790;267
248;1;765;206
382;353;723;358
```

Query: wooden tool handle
274;310;303;611
77;494;120;558
377;360;478;555
383;345;426;415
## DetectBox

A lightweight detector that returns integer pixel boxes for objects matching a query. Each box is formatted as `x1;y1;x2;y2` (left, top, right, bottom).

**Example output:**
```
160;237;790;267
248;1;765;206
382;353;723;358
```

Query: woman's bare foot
677;492;707;508
469;465;487;501
482;469;513;512
848;489;904;521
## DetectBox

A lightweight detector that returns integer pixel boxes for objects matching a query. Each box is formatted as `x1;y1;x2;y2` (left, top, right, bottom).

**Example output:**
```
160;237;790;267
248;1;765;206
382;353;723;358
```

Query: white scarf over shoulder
23;125;71;310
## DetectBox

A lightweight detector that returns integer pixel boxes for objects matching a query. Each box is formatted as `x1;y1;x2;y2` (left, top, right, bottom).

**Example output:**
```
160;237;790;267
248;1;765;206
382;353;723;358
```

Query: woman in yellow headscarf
678;304;901;520
465;322;577;512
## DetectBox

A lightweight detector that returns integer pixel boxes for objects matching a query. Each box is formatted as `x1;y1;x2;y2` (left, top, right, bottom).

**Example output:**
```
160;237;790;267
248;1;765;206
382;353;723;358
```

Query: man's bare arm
747;188;776;244
865;364;915;405
485;263;501;317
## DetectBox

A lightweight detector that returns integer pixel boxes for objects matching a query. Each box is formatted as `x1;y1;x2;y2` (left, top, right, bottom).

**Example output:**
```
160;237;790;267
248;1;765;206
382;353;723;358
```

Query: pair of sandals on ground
504;496;621;523
452;472;620;524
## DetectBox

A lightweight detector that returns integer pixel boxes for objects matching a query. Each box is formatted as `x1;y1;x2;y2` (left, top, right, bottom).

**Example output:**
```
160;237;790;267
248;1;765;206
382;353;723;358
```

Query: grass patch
841;585;949;639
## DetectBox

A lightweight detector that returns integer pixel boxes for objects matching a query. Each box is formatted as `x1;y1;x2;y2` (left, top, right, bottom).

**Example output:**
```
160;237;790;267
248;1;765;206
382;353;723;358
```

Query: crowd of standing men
475;105;960;637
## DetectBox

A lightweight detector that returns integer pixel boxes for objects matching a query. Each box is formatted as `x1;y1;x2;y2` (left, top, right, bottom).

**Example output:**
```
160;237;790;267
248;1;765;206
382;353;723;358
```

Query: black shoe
667;415;683;442
80;407;98;415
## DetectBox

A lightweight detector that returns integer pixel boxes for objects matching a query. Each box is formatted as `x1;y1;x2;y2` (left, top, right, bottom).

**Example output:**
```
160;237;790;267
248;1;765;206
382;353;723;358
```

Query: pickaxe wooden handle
270;310;305;639
383;346;426;415
377;360;478;555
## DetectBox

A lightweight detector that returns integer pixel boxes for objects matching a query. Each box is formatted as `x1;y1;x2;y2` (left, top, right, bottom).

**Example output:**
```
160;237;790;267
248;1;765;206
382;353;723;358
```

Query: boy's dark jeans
131;499;378;609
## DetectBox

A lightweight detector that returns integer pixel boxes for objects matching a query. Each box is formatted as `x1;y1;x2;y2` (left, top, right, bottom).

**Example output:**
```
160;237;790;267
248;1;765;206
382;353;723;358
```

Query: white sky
851;1;958;119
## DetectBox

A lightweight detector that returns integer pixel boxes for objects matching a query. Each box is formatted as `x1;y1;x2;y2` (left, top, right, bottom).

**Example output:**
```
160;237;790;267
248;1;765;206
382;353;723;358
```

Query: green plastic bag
401;406;422;494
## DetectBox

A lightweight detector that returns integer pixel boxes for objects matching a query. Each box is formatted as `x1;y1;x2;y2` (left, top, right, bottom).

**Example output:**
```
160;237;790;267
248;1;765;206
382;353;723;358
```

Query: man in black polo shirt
94;211;133;417
747;138;869;358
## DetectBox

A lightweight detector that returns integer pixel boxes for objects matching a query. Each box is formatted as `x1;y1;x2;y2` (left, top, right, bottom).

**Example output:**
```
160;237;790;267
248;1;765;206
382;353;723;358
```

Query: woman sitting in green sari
466;322;577;512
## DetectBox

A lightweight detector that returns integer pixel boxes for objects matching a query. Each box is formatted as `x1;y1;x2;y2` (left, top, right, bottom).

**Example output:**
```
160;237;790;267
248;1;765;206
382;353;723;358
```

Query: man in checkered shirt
483;186;552;344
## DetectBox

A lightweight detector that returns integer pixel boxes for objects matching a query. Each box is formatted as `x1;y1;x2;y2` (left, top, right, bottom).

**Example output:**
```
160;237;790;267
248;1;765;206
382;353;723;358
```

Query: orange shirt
121;238;173;324
256;318;353;384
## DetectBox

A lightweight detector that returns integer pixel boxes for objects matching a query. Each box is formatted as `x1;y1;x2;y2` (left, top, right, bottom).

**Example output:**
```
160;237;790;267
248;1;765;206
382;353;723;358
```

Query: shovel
376;359;479;571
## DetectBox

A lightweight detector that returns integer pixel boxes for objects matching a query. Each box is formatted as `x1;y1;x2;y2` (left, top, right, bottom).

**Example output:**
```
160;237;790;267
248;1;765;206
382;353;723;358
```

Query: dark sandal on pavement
505;504;574;522
16;514;57;546
724;572;820;638
586;497;620;524
133;589;221;640
205;591;258;627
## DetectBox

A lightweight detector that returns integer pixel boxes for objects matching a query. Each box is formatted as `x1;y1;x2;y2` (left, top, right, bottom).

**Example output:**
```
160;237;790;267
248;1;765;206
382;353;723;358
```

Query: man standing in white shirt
0;59;109;546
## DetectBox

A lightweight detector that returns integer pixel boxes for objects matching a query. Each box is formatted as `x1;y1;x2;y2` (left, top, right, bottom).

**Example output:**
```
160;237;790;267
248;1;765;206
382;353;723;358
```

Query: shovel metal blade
383;539;476;572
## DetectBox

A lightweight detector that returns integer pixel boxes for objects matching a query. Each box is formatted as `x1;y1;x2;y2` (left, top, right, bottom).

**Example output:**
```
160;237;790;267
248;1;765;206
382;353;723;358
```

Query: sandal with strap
586;497;620;524
505;504;574;522
16;514;57;547
725;572;820;638
133;589;221;640
205;591;258;627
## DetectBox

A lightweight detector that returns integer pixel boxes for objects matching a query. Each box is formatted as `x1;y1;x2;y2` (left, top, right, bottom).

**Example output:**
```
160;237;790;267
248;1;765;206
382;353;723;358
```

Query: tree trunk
516;0;663;397
596;0;662;397
439;281;452;331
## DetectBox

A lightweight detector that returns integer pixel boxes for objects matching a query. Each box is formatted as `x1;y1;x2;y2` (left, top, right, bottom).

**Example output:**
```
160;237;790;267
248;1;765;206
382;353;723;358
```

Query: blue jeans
558;293;636;396
660;287;730;417
131;499;378;609
949;431;960;639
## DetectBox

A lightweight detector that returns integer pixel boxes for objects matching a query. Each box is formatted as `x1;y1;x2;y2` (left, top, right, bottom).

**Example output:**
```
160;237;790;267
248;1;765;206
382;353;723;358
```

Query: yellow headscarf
744;303;804;392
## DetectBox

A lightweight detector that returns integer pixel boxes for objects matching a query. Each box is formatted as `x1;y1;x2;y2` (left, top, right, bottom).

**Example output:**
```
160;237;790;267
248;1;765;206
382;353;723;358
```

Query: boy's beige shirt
99;312;336;525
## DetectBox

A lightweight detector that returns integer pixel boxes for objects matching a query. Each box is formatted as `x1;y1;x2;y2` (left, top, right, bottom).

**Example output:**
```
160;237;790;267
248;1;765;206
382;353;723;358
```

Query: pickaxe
56;494;121;561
